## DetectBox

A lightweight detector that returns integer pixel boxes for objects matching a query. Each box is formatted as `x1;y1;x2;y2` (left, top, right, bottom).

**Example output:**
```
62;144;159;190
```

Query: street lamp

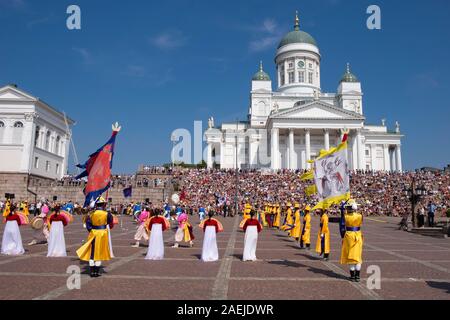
403;178;427;229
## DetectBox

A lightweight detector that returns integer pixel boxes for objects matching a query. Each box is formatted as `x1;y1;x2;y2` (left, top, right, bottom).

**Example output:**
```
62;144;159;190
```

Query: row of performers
1;197;363;282
240;200;364;282
1;197;262;278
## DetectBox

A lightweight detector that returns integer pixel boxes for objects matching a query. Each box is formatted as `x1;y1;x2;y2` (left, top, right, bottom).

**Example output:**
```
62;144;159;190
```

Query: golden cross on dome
294;10;300;30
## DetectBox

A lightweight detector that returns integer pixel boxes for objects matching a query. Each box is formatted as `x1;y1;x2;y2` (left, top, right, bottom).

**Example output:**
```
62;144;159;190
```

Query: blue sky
1;0;449;173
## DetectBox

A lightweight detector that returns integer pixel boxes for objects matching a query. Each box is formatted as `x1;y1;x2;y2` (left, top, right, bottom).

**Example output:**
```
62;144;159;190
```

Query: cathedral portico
205;12;404;172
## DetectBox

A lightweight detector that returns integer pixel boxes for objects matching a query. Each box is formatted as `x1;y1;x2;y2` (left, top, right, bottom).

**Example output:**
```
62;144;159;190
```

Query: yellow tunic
289;209;301;239
273;206;281;228
340;213;364;264
77;210;112;261
281;208;293;231
240;204;252;228
315;214;330;254
301;213;311;244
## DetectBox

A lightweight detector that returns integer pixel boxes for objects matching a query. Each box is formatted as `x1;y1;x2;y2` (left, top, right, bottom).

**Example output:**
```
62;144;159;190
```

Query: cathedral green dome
340;63;359;83
252;61;271;81
277;12;318;49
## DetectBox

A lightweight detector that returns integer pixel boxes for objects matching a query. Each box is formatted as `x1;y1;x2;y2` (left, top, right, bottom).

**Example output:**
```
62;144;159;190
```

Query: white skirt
47;221;67;257
201;226;218;262
107;224;115;258
134;224;149;241
174;227;184;242
145;224;164;260
1;221;25;255
243;226;258;261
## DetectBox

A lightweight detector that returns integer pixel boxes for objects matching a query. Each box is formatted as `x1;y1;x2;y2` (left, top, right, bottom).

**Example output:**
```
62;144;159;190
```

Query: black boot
350;270;356;282
306;244;310;250
89;266;95;278
355;270;360;282
323;253;329;261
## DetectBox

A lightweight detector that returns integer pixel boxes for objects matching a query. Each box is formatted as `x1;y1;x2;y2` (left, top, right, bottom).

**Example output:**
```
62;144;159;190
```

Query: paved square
0;215;449;300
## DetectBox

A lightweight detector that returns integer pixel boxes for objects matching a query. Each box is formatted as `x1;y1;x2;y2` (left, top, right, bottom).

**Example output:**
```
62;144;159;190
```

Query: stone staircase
410;227;447;238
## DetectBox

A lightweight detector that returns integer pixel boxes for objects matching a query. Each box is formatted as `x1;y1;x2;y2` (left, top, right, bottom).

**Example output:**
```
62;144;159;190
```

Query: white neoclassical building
0;84;74;180
205;13;404;172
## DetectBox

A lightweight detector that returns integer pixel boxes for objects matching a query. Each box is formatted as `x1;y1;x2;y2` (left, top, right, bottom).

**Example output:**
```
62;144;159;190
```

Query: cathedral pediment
0;85;36;101
270;100;365;120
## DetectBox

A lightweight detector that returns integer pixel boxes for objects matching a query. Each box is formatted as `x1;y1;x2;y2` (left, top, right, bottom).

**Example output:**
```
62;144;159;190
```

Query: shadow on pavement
267;260;303;268
426;281;450;293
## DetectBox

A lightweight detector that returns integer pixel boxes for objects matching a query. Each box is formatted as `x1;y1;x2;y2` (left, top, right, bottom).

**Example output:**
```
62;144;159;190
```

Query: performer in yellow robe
76;197;114;277
315;208;330;260
239;203;252;229
273;204;281;228
300;205;311;250
2;199;11;217
20;201;30;216
289;203;301;240
259;204;268;227
281;203;294;232
340;199;364;282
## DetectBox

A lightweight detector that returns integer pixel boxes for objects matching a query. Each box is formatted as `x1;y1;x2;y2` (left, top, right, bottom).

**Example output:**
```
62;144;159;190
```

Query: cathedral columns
206;142;213;169
356;129;365;170
288;129;295;170
395;145;403;172
323;129;330;151
305;129;311;169
383;144;390;171
271;128;279;170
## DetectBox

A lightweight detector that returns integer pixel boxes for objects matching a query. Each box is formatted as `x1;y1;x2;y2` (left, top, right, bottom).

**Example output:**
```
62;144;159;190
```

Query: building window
35;126;40;147
56;163;60;174
365;149;370;156
0;121;4;143
12;121;24;144
55;136;61;155
34;157;39;169
288;62;294;69
288;72;294;84
45;131;51;151
281;74;285;85
308;72;313;84
299;71;305;83
309;63;313;69
46;161;50;172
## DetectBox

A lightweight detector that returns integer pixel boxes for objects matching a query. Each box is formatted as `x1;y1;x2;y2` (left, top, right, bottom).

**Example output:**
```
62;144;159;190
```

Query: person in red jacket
47;205;68;257
1;204;25;255
242;210;262;261
145;208;169;260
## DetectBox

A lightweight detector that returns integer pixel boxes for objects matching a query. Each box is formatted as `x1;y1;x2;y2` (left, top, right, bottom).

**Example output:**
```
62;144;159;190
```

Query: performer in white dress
47;206;68;257
200;211;223;262
242;210;262;261
145;209;169;260
1;204;25;256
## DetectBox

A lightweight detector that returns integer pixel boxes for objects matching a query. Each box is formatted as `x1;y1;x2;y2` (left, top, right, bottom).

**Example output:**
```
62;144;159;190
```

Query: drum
31;217;44;230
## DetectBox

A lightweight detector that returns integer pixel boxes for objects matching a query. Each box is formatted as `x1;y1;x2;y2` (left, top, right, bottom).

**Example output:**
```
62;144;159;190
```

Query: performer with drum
132;206;151;248
29;201;50;246
172;211;194;248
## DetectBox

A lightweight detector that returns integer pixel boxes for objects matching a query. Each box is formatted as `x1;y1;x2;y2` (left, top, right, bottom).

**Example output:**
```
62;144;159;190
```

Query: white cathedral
205;13;403;172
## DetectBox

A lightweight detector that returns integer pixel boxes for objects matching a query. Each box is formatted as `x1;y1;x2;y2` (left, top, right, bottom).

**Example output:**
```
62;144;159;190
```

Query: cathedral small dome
252;61;271;81
277;12;318;49
340;63;359;83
